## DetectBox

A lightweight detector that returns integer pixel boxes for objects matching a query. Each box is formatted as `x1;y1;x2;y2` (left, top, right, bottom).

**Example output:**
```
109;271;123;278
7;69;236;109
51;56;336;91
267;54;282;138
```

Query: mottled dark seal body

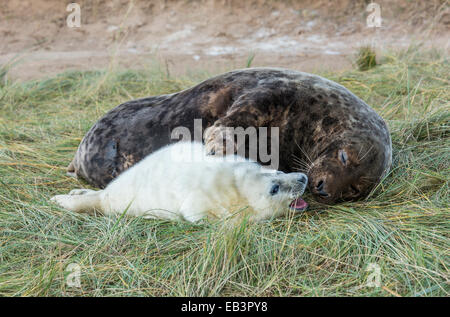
69;68;392;203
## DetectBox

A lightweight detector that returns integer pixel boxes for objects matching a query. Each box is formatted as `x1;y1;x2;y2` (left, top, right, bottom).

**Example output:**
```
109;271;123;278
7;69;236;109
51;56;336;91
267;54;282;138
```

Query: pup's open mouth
289;197;308;211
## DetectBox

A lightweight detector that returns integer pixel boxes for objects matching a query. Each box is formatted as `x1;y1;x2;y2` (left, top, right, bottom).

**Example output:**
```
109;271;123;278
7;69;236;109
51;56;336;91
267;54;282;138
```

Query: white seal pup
52;142;308;223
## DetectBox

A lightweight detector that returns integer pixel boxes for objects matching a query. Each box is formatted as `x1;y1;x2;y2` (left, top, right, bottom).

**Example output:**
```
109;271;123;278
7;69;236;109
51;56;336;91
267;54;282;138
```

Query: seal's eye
350;185;360;196
339;150;348;165
270;184;280;195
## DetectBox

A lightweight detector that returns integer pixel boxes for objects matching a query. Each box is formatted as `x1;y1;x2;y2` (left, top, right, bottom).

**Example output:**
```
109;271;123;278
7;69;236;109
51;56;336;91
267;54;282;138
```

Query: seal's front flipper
205;90;271;157
204;126;237;156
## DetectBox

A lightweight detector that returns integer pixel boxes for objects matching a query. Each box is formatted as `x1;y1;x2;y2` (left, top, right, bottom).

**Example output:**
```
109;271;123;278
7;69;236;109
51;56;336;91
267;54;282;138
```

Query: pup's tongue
289;198;308;211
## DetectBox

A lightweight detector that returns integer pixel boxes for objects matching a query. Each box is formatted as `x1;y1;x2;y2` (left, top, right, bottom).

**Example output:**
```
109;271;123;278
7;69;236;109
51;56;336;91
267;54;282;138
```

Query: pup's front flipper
69;189;96;195
51;195;79;211
51;191;102;214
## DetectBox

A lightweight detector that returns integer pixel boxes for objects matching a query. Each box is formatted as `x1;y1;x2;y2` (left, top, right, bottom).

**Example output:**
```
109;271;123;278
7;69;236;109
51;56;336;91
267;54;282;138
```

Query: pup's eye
270;184;280;195
339;150;348;165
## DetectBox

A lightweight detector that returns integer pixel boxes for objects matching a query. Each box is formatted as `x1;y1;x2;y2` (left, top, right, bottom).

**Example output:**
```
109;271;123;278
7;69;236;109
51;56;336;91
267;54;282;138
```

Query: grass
0;48;448;296
355;46;377;71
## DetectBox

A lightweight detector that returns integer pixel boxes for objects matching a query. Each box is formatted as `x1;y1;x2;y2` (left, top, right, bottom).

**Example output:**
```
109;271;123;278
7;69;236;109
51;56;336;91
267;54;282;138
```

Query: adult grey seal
67;68;392;204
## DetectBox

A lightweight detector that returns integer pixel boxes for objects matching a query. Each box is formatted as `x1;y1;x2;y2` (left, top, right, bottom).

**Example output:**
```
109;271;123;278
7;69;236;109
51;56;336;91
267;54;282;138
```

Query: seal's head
307;134;391;204
234;164;309;221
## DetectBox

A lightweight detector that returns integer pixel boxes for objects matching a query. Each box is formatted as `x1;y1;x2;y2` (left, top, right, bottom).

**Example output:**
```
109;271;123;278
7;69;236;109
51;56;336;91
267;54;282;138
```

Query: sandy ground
0;0;448;81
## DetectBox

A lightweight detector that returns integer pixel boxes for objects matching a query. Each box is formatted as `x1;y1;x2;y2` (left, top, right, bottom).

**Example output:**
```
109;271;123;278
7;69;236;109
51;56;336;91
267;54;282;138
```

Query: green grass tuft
355;46;378;71
246;53;256;68
0;48;448;296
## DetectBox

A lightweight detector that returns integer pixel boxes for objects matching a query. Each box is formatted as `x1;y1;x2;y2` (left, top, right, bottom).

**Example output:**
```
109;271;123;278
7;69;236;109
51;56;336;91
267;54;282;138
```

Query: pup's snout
297;175;308;185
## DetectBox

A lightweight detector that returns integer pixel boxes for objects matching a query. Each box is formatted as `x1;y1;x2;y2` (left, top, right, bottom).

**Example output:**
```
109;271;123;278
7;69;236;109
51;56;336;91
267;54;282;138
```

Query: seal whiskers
292;155;312;174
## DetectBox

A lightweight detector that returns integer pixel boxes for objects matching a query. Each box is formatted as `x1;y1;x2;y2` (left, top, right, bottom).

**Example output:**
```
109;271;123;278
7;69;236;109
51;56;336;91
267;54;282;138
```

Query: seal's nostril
316;180;324;191
316;180;328;197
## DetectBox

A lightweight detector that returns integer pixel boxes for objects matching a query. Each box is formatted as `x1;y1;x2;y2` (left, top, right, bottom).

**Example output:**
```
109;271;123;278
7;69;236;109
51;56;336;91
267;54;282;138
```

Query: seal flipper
204;90;272;157
51;190;103;214
66;159;78;178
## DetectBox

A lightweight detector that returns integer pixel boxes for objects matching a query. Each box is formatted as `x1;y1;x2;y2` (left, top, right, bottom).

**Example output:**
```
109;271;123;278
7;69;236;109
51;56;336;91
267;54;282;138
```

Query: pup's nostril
298;175;307;184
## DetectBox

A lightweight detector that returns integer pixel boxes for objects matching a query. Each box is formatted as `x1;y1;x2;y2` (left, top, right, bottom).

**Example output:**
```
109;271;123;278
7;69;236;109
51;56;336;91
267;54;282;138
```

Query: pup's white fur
51;142;307;223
